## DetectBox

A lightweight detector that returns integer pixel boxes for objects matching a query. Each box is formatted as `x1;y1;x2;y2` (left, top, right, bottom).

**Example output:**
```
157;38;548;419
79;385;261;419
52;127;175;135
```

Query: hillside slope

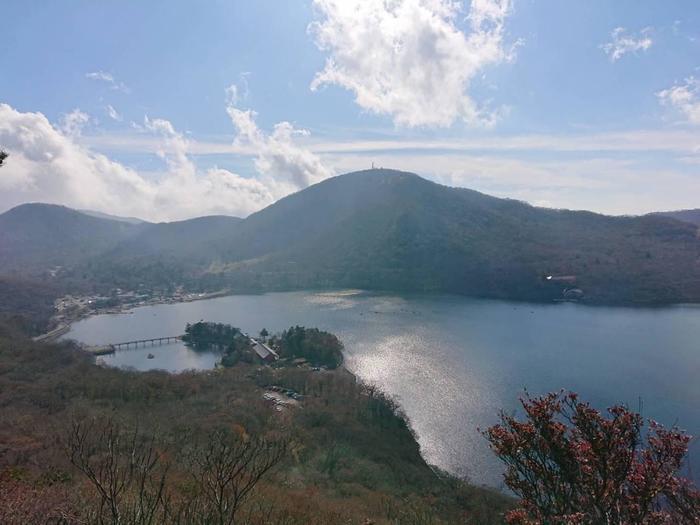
0;324;511;522
215;170;700;304
0;204;241;276
0;203;146;272
655;209;700;227
3;171;700;304
104;215;242;260
78;215;244;290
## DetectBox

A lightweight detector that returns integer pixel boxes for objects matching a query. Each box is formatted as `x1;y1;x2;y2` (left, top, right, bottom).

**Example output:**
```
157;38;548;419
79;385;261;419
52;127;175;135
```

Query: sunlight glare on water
65;291;700;487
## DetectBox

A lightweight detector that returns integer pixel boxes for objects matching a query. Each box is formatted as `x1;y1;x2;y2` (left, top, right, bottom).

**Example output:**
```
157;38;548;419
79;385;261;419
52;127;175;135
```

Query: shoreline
39;288;700;490
37;286;700;344
36;289;232;343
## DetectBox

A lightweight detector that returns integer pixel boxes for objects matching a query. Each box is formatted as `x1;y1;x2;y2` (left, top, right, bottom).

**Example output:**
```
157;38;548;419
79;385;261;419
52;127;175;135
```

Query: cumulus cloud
226;93;333;194
601;27;653;62
309;0;514;127
85;71;130;93
0;103;274;221
225;73;251;107
0;91;333;221
657;77;700;125
60;109;90;137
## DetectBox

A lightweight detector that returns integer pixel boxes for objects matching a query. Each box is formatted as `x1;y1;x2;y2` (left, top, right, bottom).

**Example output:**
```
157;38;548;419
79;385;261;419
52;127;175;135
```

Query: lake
64;290;700;488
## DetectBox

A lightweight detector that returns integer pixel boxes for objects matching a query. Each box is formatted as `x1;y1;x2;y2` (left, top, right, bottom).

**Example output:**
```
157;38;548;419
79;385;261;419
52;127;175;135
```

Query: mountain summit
2;170;699;304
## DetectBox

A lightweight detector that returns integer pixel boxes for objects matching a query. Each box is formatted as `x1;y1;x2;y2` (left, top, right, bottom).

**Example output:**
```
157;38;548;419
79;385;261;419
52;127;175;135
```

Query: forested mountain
654;208;700;227
104;215;242;259
213;169;700;304
2;170;700;304
0;203;146;271
77;209;149;225
79;215;244;290
0;203;241;274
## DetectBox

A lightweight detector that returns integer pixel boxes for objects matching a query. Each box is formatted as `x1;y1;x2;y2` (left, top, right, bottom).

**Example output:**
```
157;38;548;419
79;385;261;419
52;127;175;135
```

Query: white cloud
80;128;700;158
0;91;333;221
225;73;251;107
85;71;130;93
309;0;514;127
226;95;333;194
0;103;273;221
657;77;700;125
3;100;698;218
106;104;122;121
85;71;114;83
601;27;653;62
60;109;90;137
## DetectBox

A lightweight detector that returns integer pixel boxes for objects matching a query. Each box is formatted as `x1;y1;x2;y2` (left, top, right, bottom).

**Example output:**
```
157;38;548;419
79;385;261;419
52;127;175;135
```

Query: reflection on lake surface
65;290;700;487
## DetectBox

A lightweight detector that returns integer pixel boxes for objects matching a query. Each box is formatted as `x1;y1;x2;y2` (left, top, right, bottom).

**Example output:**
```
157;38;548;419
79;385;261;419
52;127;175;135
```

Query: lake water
64;290;700;488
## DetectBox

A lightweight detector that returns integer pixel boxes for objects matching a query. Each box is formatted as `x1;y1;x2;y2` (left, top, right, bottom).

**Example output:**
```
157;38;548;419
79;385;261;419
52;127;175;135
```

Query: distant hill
3;171;700;304
78;209;150;225
0;203;241;278
0;203;146;272
653;209;700;227
81;215;244;289
107;215;242;258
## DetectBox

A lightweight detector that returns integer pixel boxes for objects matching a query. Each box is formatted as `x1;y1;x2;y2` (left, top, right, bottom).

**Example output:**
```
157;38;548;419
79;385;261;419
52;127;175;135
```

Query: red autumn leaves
485;391;699;524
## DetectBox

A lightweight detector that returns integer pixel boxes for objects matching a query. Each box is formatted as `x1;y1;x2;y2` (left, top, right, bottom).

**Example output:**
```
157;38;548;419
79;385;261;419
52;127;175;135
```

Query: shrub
485;391;700;524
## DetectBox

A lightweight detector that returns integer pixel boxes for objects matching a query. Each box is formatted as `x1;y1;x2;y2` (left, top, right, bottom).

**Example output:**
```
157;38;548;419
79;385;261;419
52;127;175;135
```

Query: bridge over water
86;335;184;355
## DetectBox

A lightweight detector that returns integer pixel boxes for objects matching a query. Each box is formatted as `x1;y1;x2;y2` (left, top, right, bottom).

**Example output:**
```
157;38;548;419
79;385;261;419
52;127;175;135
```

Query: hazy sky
1;0;699;220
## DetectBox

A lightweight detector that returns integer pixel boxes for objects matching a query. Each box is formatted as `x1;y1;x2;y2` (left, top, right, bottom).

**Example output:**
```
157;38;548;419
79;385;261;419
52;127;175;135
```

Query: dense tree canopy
272;326;344;368
183;321;242;347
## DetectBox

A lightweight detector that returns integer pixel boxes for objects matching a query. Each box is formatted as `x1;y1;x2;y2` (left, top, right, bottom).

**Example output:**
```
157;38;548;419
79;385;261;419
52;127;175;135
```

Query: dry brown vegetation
0;322;511;523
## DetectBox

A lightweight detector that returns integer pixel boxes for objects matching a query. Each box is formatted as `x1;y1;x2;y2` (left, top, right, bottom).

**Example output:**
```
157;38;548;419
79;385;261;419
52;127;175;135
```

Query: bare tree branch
187;428;287;525
64;415;170;525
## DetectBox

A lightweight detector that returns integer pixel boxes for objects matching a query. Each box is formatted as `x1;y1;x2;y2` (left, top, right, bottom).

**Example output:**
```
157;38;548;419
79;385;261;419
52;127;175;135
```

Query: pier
110;335;183;349
86;335;184;355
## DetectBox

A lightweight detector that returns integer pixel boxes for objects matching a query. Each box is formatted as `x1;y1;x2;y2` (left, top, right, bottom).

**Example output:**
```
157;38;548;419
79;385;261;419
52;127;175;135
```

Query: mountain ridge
653;208;700;227
210;169;700;303
2;170;699;305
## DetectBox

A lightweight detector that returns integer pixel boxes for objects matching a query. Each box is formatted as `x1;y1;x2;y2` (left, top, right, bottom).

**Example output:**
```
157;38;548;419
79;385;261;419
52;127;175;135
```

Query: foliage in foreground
486;391;700;524
65;417;286;525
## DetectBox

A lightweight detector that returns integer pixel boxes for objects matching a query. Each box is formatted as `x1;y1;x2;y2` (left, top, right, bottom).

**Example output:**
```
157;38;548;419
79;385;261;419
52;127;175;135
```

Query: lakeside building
250;338;279;363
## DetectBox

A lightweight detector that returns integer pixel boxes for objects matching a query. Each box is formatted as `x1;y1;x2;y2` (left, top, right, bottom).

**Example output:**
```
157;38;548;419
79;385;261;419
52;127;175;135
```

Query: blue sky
1;0;699;220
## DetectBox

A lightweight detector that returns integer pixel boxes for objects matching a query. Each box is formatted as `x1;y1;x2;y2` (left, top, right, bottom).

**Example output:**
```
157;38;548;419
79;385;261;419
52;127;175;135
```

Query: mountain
0;203;147;272
653;209;700;227
105;215;242;259
0;203;241;277
82;215;244;288
210;169;700;304
78;209;149;225
2;171;700;304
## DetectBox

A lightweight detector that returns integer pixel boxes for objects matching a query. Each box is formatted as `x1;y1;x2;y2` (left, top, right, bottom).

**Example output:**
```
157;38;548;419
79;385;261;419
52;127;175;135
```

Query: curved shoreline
38;285;700;345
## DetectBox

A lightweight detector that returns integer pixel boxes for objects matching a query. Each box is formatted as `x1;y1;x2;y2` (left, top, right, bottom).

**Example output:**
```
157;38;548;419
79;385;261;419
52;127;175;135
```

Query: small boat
147;353;155;359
